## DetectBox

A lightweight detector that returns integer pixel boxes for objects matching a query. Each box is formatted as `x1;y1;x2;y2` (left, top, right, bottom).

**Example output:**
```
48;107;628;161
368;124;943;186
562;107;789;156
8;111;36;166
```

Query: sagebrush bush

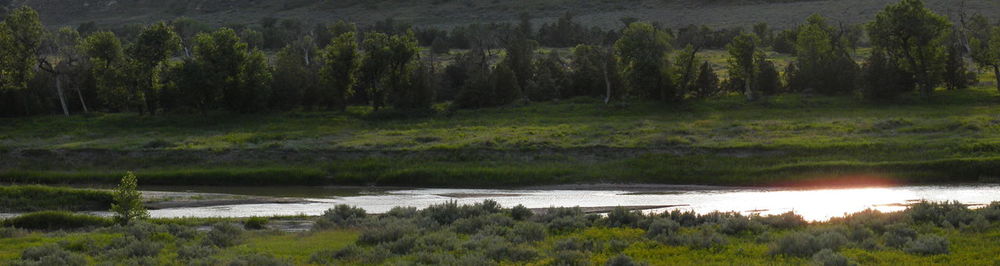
662;209;699;227
511;204;533;221
907;201;978;228
554;237;601;252
177;244;216;261
423;201;463;225
318;204;367;228
358;218;418;245
510;222;546;243
644;217;680;241
810;248;853;266
106;237;164;258
386;206;419;218
536;207;589;232
882;224;917;248
452;213;514;234
828;209;902;233
485;241;538;262
979;201;1000;222
203;222;244;247
225;254;292;266
606;206;642;228
718;214;765;235
552;250;590;266
770;231;848;257
605;254;645;266
903;235;949;255
757;212;807;229
414;231;461;253
13;244;87;266
243;217;269;230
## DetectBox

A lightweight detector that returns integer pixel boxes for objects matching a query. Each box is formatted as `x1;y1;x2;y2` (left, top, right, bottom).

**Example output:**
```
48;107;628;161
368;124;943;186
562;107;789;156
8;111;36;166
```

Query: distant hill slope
7;0;1000;29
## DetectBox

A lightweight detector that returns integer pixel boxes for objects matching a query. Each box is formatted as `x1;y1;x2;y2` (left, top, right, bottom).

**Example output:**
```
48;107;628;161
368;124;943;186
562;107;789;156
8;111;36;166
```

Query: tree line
1;0;999;117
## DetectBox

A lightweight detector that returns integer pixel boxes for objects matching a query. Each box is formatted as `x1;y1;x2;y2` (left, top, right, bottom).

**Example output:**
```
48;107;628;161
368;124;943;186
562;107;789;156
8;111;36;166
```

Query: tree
615;22;673;101
319;32;360;111
234;50;273;113
129;22;181;115
192;28;270;113
0;6;44;92
38;27;89;116
111;171;148;225
359;31;419;110
692;61;719;98
570;44;621;101
727;33;762;101
82;31;133;111
526;51;568;101
790;14;859;95
867;0;951;98
861;49;915;101
674;44;702;99
756;58;781;96
272;36;319;110
971;27;1000;92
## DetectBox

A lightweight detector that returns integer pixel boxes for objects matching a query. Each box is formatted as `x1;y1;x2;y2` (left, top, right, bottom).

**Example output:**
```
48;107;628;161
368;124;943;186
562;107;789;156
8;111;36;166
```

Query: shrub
978;201;1000;222
452;213;514;234
552;250;590;266
106;237;164;258
0;227;28;238
358;219;418;245
770;231;839;257
511;204;533;221
177;244;216;261
645;217;680;241
4;211;111;230
456;253;497;266
673;227;728;250
243;217;269;230
485;242;538;262
386;206;419;218
882;224;917;248
536;207;588;232
662;210;699;227
554;237;601;252
903;235;949;255
13;244;86;266
907;201;977;228
203;222;244;247
165;223;198;240
607;206;643;228
414;231;461;252
605;254;645;266
423;201;463;225
829;209;901;233
309;245;362;264
319;204;367;228
757;212;807;229
510;222;546;243
810;249;853;266
718;214;765;235
226;254;292;266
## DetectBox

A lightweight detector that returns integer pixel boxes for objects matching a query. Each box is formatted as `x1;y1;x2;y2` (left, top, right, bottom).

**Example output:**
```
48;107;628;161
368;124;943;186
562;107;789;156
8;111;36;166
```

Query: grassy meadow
3;79;1000;187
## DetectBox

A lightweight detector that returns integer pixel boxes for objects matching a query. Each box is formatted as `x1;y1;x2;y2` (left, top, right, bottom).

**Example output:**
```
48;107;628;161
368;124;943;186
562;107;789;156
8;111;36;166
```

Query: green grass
221;230;359;264
0;186;113;212
3;84;1000;187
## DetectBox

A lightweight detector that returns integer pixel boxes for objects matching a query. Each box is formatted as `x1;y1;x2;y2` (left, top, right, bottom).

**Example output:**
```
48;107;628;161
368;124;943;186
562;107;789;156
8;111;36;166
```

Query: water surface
146;184;1000;221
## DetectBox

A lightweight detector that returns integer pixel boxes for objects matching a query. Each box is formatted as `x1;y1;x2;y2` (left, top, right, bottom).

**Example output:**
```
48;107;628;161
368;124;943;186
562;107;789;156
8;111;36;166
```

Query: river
141;184;1000;221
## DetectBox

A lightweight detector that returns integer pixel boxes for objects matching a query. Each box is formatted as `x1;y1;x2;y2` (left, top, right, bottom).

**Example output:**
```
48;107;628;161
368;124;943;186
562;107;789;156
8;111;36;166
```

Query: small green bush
318;204;367;228
358;219;418;245
882;224;917;248
606;206;643;228
810;249;853;266
510;222;546;243
903;235;949;255
203;222;244;247
485;242;538;262
510;204;533;221
757;212;807;229
605;254;645;266
769;231;845;257
243;217;269;230
225;254;292;266
12;244;87;266
645;217;680;241
552;250;590;266
4;211;110;230
177;244;216;261
106;236;164;258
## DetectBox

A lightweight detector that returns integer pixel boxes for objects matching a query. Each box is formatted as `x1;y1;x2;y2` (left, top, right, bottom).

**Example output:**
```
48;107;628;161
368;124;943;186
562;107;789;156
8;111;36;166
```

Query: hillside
7;0;1000;29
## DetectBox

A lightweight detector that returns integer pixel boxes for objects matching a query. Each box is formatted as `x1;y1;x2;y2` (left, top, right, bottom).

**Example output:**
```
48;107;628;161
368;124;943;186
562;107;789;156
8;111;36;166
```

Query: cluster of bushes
3;220;290;265
304;200;1000;265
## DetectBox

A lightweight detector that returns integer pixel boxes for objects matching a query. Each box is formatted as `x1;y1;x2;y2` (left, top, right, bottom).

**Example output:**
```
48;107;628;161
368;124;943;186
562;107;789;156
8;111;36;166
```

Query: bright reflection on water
148;184;1000;221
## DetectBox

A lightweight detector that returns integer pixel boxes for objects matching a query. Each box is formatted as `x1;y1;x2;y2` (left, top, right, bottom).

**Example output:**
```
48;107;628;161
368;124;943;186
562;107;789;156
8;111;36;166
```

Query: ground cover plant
0;200;997;265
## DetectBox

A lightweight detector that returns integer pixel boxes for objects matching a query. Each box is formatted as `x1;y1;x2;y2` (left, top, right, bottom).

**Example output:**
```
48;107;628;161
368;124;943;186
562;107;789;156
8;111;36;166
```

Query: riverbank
3;87;1000;187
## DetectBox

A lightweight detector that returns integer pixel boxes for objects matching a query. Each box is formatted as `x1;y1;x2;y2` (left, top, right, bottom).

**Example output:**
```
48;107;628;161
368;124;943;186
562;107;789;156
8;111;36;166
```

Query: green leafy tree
111;171;148;225
192;28;271;113
970;27;1000;92
234;50;273;113
674;44;702;99
791;14;858;95
272;36;319;110
526;51;568;101
0;6;44;92
82;31;133;111
867;0;951;98
861;49;915;101
38;27;90;115
359;31;420;110
129;22;181;115
615;22;673;101
692;61;719;98
319;32;361;111
570;44;622;101
727;33;762;101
